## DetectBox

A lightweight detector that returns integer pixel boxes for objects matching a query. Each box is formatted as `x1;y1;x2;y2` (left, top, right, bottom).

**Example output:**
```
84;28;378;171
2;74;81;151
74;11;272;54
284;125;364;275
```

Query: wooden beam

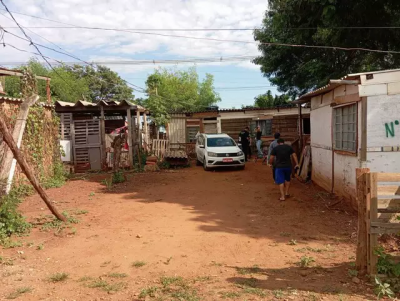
0;116;66;221
298;104;303;152
100;106;106;169
369;173;379;275
376;173;400;182
355;168;370;275
332;94;360;105
329;79;360;85
0;69;51;81
0;95;39;194
143;112;148;151
361;97;367;162
126;109;134;168
136;110;142;168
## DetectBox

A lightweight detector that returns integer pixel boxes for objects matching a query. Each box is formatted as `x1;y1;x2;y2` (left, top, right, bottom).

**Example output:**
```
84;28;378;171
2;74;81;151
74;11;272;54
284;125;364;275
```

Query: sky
0;0;278;108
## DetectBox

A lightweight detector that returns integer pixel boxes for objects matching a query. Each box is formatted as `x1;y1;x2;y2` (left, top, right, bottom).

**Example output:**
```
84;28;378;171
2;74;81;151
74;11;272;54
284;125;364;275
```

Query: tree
67;65;134;102
253;0;400;98
143;67;221;126
4;59;134;102
254;90;274;108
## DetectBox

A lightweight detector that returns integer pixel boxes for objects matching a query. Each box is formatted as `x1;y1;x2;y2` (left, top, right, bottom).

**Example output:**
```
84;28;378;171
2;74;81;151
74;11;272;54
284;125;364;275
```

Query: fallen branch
0;116;66;221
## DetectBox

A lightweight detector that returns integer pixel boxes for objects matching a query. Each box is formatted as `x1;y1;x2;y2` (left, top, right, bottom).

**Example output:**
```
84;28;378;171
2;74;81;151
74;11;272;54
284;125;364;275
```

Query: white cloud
0;0;267;69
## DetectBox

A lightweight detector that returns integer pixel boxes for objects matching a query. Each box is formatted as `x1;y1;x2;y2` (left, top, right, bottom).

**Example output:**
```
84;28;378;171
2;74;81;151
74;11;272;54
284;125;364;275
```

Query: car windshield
207;137;236;147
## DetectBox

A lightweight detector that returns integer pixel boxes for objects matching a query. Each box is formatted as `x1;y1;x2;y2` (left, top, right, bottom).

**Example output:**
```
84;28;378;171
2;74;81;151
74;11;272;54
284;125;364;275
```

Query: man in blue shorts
269;138;299;201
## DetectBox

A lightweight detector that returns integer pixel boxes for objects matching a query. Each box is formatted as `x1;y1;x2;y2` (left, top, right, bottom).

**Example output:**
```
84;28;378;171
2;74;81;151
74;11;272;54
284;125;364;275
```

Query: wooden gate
356;169;400;274
152;139;169;159
73;119;102;171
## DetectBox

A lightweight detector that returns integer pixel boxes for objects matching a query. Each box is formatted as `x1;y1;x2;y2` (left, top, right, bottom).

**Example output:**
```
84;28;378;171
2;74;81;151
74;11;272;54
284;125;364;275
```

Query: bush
0;190;32;245
112;171;125;184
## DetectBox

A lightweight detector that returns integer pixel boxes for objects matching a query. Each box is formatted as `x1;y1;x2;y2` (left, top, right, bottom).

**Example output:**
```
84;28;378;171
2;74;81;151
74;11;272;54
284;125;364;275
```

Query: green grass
280;232;291;237
139;286;158;298
132;260;146;268
48;272;69;282
235;277;258;288
243;287;267;297
0;256;14;266
86;279;127;292
36;244;44;250
78;276;93;282
170;288;199;301
160;276;186;287
273;289;284;298
6;287;32;299
236;265;262;275
220;291;241;299
193;276;212;283
288;239;297;245
2;240;23;249
108;272;128;278
299;256;315;268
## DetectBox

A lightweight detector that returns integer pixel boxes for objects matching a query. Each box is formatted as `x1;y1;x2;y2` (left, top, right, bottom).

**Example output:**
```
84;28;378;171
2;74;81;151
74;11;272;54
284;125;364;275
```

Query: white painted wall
366;94;400;173
311;103;332;191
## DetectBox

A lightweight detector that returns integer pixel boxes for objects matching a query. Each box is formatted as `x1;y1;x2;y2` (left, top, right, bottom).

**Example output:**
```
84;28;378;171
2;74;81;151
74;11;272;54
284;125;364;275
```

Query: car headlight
237;151;243;156
208;152;217;157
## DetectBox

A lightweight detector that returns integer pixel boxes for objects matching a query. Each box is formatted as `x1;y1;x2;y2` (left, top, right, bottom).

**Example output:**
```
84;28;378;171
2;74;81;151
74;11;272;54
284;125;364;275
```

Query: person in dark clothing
267;132;281;182
255;126;262;158
269;138;299;201
238;126;250;161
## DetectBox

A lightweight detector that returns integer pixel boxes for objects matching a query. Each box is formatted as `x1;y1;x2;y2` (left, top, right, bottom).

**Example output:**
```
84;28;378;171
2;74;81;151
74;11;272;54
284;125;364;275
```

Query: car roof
203;133;230;138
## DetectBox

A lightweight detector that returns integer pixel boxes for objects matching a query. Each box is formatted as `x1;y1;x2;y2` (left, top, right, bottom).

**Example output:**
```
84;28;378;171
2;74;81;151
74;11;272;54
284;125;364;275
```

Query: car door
197;135;205;162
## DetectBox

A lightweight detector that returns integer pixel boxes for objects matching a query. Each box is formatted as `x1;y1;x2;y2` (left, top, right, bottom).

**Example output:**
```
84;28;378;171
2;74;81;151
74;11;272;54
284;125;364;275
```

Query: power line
3;9;400;31
2;8;400;56
0;0;72;86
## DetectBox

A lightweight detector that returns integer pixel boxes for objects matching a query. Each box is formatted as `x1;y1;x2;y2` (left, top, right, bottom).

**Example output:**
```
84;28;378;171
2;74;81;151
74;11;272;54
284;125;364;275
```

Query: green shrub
0;189;32;245
112;171;125;184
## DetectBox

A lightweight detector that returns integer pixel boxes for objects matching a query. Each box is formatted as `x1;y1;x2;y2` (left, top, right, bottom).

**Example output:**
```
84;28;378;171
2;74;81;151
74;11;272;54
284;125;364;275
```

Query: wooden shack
55;100;149;172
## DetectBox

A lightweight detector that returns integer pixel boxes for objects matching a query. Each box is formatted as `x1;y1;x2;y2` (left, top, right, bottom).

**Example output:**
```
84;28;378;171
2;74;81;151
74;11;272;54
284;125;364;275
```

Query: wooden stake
0;116;66;221
355;168;370;275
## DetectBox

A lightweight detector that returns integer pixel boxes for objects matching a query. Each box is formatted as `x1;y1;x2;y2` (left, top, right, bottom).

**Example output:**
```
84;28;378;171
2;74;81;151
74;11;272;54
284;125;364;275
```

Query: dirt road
0;161;373;300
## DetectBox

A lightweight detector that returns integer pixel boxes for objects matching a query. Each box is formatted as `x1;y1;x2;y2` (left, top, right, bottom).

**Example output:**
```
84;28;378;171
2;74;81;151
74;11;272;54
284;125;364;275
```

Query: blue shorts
275;168;292;184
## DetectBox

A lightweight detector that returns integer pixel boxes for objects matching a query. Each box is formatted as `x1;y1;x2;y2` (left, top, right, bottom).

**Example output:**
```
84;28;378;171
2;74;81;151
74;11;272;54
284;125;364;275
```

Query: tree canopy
253;0;400;98
253;90;290;108
4;59;134;102
142;67;221;126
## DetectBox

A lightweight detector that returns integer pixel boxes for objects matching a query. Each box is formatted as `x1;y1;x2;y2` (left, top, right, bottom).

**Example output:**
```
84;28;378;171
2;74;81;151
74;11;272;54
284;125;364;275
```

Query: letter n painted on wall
385;122;395;138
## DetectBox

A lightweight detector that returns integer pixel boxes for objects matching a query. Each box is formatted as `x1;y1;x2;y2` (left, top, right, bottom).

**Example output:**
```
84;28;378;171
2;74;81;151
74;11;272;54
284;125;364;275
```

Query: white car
195;133;245;171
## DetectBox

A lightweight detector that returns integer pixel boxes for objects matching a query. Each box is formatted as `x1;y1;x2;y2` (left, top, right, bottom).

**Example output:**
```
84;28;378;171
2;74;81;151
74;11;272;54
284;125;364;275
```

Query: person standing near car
267;132;280;182
255;126;263;158
269;138;299;201
238;126;250;162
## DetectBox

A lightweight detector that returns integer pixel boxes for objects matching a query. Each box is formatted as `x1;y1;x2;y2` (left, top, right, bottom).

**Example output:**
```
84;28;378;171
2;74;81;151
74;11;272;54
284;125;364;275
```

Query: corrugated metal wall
168;114;186;148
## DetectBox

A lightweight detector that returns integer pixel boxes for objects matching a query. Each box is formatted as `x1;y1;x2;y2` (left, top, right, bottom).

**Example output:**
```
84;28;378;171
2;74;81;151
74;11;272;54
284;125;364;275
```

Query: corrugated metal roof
171;104;297;115
293;68;400;104
0;96;54;108
55;99;148;112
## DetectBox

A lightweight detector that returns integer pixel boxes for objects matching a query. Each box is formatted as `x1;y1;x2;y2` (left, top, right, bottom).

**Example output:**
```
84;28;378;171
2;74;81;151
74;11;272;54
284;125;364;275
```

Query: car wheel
238;165;245;170
203;157;210;171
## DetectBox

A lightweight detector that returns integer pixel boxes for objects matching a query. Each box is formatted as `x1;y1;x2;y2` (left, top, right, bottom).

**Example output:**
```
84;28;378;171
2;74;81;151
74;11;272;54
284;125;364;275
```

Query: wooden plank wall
272;115;298;140
221;118;251;140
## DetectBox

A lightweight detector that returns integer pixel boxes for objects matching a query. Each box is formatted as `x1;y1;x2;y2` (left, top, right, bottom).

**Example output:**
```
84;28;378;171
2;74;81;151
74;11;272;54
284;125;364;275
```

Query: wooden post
355;168;370;275
298;104;303;152
0;95;39;194
0;117;66;221
369;172;379;275
143;112;148;151
126;109;134;169
136;110;142;168
100;106;106;169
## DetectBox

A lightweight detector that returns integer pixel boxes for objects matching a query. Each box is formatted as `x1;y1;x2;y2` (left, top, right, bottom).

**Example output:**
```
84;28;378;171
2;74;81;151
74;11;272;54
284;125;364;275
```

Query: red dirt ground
1;161;375;300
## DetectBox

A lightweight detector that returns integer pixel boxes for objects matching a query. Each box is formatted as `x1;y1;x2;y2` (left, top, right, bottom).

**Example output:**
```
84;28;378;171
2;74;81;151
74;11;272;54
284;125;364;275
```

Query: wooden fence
356;168;400;275
152;139;169;159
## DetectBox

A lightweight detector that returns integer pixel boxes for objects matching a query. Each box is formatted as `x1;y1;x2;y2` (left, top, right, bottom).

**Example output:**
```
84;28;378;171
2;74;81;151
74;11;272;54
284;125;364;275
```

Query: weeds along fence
0;98;61;191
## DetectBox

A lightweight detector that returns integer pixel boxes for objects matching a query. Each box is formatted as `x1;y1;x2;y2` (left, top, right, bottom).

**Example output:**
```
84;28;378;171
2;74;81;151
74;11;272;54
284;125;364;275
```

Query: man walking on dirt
267;132;280;182
238;126;250;162
269;138;299;201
